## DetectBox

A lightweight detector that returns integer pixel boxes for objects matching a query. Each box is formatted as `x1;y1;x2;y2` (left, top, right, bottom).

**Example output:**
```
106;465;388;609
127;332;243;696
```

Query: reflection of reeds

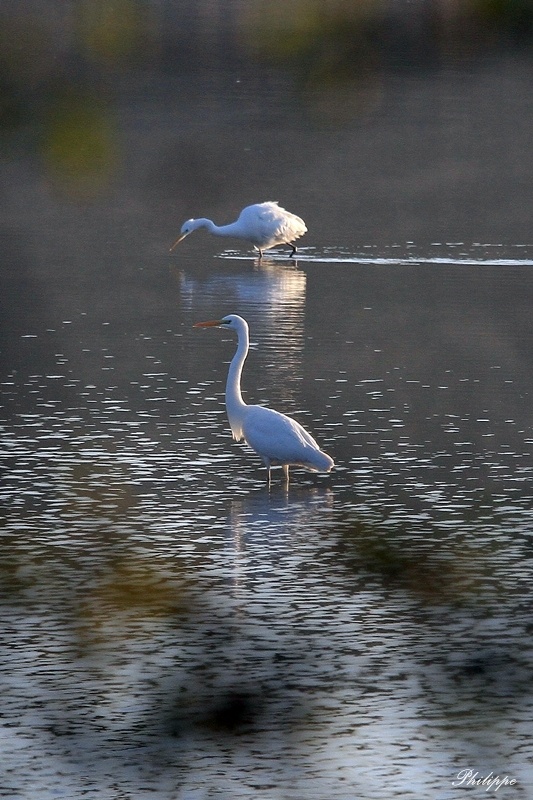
327;511;506;604
79;560;192;624
1;477;531;793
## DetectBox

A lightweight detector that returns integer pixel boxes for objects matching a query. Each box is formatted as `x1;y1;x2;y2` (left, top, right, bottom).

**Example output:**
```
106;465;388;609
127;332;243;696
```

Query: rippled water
2;6;533;796
2;243;533;798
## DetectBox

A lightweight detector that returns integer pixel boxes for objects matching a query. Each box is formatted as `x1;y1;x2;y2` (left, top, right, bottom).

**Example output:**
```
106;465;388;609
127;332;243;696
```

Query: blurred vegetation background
1;0;533;196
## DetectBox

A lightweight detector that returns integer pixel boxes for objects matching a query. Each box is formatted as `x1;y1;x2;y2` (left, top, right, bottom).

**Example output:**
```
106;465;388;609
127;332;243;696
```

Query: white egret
170;201;307;257
194;314;334;486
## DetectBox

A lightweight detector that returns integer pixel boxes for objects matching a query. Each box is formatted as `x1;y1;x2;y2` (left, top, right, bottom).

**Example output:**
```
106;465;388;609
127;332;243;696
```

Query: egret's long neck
199;219;241;238
226;325;248;421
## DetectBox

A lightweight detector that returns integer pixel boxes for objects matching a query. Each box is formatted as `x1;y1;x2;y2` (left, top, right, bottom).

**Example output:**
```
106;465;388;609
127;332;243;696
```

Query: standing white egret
194;314;334;486
170;201;307;257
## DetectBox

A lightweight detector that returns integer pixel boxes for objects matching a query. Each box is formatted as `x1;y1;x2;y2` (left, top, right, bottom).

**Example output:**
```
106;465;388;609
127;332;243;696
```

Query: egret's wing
242;405;319;462
239;202;307;244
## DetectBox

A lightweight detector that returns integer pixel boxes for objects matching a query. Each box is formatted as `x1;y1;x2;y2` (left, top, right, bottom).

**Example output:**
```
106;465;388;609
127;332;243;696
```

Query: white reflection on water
179;260;307;409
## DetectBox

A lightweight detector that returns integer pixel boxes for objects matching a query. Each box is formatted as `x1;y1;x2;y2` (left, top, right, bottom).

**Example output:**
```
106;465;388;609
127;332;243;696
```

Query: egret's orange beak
169;232;188;252
193;319;223;328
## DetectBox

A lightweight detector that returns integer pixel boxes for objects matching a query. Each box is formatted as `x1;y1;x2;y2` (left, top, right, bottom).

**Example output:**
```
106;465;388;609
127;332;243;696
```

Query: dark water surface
1;4;533;798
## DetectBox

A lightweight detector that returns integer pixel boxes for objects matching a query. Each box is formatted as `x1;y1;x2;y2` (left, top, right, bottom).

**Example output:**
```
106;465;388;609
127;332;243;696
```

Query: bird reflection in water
179;262;307;410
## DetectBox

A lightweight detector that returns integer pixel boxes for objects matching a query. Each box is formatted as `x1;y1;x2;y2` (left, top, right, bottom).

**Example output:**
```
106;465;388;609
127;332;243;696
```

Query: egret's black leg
287;244;297;257
282;464;290;486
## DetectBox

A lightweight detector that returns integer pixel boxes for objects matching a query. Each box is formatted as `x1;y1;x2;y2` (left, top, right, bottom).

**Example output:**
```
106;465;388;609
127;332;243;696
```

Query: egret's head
169;218;197;252
193;314;247;332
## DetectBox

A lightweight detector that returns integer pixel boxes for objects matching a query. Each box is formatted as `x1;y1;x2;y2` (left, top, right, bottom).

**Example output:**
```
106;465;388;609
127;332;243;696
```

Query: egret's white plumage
171;201;307;257
194;314;334;485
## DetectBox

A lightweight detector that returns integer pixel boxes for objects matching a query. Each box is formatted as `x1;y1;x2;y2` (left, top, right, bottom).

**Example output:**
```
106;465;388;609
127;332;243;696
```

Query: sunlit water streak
218;243;533;267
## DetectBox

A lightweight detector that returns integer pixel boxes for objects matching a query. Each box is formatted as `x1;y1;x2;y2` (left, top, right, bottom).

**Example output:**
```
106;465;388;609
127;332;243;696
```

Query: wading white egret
194;314;334;486
170;201;307;257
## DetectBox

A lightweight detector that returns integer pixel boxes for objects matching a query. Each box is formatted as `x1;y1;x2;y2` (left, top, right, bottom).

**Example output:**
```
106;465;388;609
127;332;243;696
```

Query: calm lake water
1;4;533;799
